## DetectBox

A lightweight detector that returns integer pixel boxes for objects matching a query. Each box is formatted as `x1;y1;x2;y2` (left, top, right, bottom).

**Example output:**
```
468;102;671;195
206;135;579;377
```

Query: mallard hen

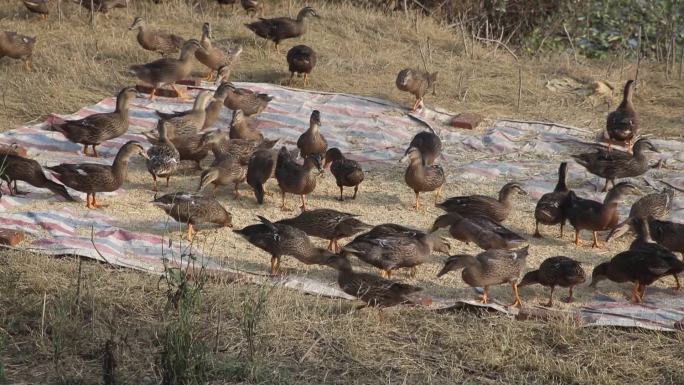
629;217;684;290
324;254;426;309
221;82;272;117
534;162;571;238
563;181;640;248
278;209;371;252
0;31;36;71
129;17;185;56
324;148;364;201
46;141;148;209
153;192;232;240
152;90;213;140
77;0;126;14
297;110;327;159
395;69;437;112
436;182;527;223
572;138;659;192
22;0;49;19
199;130;278;166
646;218;684;256
286;45;317;85
607;187;675;241
146;121;180;191
275;146;321;211
343;226;450;278
235;215;334;274
198;155;246;198
518;256;586;307
402;146;444;211
128;39;202;100
431;212;526;251
437;246;529;307
246;148;276;204
230;110;262;140
52;87;137;157
405;131;442;165
605;80;638;151
0;152;73;200
244;6;319;52
195;23;242;81
203;84;231;130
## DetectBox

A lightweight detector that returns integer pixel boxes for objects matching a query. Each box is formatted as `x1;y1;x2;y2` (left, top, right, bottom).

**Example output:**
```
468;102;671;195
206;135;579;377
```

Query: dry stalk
474;36;518;61
562;24;578;64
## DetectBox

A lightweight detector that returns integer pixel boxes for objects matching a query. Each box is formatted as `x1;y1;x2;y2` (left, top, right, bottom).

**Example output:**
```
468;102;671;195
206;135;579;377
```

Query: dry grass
1;1;684;384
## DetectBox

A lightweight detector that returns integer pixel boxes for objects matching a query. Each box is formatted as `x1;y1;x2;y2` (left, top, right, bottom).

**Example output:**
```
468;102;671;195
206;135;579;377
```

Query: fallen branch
473;36;518;61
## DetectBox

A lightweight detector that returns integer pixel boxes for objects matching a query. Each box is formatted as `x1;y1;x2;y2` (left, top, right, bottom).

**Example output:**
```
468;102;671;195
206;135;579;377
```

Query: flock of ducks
1;1;683;312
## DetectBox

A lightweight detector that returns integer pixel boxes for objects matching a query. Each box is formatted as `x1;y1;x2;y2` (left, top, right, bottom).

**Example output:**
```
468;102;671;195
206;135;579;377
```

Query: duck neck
308;122;320;137
599;202;618;226
620;82;634;108
554;164;568;192
179;47;196;62
408;156;425;175
498;188;514;206
200;30;211;47
115;94;131;115
604;188;625;204
296;10;309;22
112;148;134;181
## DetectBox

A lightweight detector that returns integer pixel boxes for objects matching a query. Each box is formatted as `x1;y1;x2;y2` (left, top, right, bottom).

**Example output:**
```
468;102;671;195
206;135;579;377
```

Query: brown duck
436;182;527;223
78;0;126;14
286;45;317;85
405;131;442;165
221;82;272;117
324;254;427;309
0;152;73;201
241;0;265;17
22;0;49;19
46;141;148;209
563;181;640;248
246;148;276;204
431;212;526;251
401;147;445;210
275;147;322;211
52;87;137;158
605;80;638;152
324;148;364;201
629;217;684;290
244;6;320;53
235;215;334;274
198;155;246;198
203;84;231;130
437;246;529;307
128;39;202;100
534;162;571;238
518;256;586;307
395;69;437;112
0;31;36;71
129;17;185;56
572;138;659;192
230;110;263;140
146;122;180;191
278;209;371;252
199;130;278;166
607;187;675;241
153;192;232;241
297;110;327;159
195;23;242;81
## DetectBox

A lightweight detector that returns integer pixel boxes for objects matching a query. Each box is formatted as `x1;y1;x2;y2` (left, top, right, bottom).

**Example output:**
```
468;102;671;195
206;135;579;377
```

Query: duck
606;187;675;241
199;130;278;166
195;23;243;81
405;131;442;165
534;162;571;238
230;110;263;140
343;226;450;278
220;82;272;117
323;148;364;201
275;146;322;211
645;218;684;256
241;0;265;17
153;192;233;241
246;148;276;204
46;141;148;209
395;68;438;112
297;110;328;159
152;90;213;140
324;254;427;309
437;246;529;307
430;212;526;251
436;182;527;223
0;153;74;201
203;84;231;130
234;215;334;274
564;181;640;248
22;0;49;19
128;39;202;100
129;17;185;56
244;6;320;53
286;45;317;85
630;217;684;290
77;0;126;14
571;138;659;192
605;80;638;152
0;31;36;71
52;87;137;158
402;146;445;211
277;209;371;252
518;256;586;307
197;155;246;198
146;121;180;191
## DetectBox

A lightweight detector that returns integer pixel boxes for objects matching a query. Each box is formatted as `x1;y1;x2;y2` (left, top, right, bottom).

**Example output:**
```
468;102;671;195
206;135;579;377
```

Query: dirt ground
1;1;684;384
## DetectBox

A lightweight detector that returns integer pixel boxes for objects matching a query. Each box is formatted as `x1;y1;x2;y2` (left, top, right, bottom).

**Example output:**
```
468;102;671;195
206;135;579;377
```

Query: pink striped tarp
1;82;683;330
